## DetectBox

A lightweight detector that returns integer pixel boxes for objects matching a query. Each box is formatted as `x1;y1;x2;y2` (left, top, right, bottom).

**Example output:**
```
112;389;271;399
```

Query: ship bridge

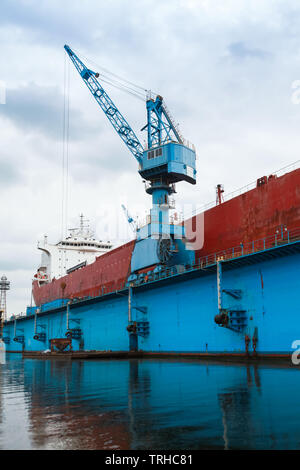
34;215;113;283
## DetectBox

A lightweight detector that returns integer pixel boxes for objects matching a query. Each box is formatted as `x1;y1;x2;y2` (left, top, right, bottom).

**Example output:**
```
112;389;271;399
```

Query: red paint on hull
33;240;135;306
32;168;300;306
193;169;300;260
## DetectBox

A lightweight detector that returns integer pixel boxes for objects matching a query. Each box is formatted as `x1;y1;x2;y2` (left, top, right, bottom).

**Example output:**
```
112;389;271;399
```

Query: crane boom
64;45;144;163
121;204;137;232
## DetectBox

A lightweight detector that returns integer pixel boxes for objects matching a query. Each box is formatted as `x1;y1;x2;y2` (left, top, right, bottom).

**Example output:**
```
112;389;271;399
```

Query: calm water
0;353;300;450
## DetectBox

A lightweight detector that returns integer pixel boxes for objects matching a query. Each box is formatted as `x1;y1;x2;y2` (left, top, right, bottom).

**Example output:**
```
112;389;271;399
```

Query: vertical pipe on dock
217;261;222;310
34;310;37;334
0;309;3;339
128;284;132;323
66;301;71;330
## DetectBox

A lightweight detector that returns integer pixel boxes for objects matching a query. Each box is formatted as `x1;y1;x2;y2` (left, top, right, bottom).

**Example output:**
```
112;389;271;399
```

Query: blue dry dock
2;230;300;359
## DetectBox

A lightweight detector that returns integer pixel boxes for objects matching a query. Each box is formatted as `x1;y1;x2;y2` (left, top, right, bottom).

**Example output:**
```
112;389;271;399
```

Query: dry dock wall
3;248;300;356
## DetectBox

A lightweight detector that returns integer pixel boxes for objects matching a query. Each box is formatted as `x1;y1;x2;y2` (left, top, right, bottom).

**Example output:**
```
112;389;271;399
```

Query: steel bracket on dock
133;306;148;314
65;328;82;340
222;289;242;299
33;332;46;342
69;318;81;325
227;310;247;332
136;321;150;337
215;309;247;333
13;335;25;344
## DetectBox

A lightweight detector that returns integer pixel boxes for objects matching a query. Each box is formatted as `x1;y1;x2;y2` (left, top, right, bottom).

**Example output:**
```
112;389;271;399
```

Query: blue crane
64;45;197;269
64;45;144;164
121;204;137;233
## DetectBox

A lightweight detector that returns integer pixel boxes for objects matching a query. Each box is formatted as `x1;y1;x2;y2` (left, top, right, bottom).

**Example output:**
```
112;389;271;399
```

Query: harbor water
0;354;300;450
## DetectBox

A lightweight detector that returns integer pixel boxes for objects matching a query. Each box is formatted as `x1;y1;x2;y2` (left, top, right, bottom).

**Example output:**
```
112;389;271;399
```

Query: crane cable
61;52;70;243
72;47;157;101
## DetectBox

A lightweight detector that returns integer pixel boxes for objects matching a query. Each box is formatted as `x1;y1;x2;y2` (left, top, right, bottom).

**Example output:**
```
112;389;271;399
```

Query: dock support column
128;284;132;323
217;261;222;311
128;284;138;352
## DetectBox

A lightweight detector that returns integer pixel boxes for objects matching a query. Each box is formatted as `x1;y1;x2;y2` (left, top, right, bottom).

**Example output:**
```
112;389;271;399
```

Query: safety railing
70;226;300;302
129;226;300;287
183;159;300;220
27;226;300;315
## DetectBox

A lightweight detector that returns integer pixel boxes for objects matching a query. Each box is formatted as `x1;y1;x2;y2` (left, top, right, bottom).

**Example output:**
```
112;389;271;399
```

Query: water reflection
0;340;5;365
0;355;300;450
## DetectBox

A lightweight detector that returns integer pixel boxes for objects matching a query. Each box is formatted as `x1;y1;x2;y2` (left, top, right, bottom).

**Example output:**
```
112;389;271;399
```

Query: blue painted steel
13;335;24;344
4;244;300;355
140;142;196;185
27;299;69;315
33;332;46;342
226;310;248;332
40;299;70;311
136;321;150;337
144;95;182;148
131;238;160;272
26;306;38;316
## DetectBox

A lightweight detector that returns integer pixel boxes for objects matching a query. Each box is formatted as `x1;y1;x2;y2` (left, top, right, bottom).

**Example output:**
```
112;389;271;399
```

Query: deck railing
128;226;300;288
79;226;300;297
11;226;300;319
183;159;300;220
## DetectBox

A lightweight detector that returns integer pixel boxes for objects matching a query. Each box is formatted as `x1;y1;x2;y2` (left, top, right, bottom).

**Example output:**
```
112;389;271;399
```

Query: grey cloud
0;159;21;186
0;0;149;53
0;82;100;140
0;245;39;271
0;0;88;45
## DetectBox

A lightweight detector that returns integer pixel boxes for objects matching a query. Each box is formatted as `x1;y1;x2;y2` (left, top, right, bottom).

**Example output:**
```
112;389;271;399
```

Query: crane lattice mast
0;275;10;322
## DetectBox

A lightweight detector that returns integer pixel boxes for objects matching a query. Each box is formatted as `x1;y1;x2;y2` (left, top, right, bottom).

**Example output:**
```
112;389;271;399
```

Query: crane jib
63;44;196;188
64;45;144;164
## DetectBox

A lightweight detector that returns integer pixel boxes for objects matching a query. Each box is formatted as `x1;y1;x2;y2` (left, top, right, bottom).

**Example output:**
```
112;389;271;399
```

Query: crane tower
64;45;197;272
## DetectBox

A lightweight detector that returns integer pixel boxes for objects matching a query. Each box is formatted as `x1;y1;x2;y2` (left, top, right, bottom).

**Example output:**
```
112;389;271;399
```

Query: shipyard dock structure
2;46;300;359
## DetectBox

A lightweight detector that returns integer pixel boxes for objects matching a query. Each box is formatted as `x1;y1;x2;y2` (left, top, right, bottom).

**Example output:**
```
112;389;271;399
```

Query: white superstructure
34;215;113;283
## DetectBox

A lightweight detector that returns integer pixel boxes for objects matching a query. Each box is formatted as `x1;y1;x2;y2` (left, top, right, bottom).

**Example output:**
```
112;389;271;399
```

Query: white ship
34;215;113;285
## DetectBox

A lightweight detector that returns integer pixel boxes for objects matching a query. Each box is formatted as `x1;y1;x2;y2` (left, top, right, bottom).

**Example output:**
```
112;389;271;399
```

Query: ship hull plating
4;242;300;358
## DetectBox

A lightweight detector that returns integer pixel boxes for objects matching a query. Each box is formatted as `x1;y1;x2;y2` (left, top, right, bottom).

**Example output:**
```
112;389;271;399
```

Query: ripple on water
1;356;300;449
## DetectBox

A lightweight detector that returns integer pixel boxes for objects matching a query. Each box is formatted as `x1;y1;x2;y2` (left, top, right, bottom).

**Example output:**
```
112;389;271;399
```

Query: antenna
80;213;84;232
216;184;224;205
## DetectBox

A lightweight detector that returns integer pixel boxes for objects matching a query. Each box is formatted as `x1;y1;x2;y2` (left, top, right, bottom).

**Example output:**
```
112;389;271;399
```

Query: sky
1;0;300;314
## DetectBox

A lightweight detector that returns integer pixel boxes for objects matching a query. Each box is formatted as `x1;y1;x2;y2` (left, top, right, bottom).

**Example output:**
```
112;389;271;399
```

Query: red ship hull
194;168;300;261
32;167;300;307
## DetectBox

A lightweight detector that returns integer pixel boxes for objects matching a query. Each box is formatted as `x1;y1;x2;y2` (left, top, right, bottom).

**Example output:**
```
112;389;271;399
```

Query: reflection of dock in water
0;340;5;365
218;365;261;450
2;357;300;450
0;306;6;365
27;360;131;449
29;405;130;449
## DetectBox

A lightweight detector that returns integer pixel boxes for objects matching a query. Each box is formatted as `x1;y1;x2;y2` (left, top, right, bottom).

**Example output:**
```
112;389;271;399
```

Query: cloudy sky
1;0;300;314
